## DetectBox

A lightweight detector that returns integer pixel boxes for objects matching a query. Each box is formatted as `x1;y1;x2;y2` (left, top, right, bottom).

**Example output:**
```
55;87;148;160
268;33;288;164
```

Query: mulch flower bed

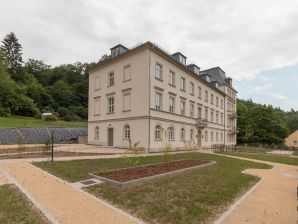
94;159;210;182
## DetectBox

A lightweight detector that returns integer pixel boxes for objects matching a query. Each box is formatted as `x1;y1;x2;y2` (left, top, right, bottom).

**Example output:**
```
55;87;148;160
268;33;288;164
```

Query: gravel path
214;154;298;224
1;161;140;224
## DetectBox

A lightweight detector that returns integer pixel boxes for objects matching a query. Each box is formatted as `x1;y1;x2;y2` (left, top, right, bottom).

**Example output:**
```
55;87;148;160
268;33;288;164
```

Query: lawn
0;116;87;128
219;147;298;166
35;153;271;224
0;184;49;224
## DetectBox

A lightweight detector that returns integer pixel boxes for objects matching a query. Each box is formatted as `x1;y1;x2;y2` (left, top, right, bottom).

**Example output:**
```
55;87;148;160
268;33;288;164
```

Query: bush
44;114;58;121
69;106;87;120
63;114;81;122
0;107;11;116
57;107;70;118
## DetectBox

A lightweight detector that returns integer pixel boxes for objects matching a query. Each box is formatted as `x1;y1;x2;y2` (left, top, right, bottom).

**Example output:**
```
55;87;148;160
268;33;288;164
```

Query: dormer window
187;64;200;75
110;44;128;58
172;52;187;65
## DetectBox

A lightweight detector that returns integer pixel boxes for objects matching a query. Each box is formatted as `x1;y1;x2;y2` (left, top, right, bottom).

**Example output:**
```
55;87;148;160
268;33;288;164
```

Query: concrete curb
214;177;264;224
27;162;145;224
0;164;59;224
90;160;216;188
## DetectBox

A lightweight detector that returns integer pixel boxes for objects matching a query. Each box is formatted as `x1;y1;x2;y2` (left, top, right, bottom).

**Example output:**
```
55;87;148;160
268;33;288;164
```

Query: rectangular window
95;76;101;90
198;86;202;99
123;65;131;81
205;130;208;142
198;107;202;118
169;96;175;113
211;111;214;122
107;96;114;113
205;108;208;120
94;97;100;115
216;96;219;107
216;112;219;124
123;93;131;111
180;100;185;115
190;129;194;141
169;70;175;86
221;133;223;142
211;94;214;105
156;63;162;80
190;103;194;118
190;82;194;95
155;92;162;110
221;113;224;124
108;72;114;86
180;77;185;91
221;99;224;109
205;90;208;102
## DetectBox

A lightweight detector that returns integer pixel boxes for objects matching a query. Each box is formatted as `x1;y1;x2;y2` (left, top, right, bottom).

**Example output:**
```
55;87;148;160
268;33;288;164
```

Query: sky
0;0;297;111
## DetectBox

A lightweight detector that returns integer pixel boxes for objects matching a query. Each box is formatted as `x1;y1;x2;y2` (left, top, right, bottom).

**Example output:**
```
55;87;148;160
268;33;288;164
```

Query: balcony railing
228;112;237;119
227;126;237;134
196;118;208;128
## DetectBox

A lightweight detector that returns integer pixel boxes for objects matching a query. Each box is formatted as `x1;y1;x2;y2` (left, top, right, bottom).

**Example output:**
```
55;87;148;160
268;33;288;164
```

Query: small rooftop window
110;44;128;58
187;64;200;75
172;52;187;65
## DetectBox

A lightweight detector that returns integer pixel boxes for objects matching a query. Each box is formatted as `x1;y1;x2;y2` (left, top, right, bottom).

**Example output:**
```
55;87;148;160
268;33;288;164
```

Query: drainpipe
224;93;226;148
147;49;152;153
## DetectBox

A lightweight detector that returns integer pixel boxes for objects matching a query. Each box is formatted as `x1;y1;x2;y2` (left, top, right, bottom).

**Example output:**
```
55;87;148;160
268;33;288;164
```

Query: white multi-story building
88;42;237;152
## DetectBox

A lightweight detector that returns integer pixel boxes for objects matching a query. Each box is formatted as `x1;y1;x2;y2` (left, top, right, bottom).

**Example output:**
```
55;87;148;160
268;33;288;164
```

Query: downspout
224;94;226;148
147;49;152;153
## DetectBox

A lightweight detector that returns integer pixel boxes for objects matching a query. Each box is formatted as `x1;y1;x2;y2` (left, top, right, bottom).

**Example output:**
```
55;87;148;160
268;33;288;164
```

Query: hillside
0;116;87;128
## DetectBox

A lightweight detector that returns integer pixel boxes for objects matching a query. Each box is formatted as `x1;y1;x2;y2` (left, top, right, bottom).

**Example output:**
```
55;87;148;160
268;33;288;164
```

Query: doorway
108;128;113;146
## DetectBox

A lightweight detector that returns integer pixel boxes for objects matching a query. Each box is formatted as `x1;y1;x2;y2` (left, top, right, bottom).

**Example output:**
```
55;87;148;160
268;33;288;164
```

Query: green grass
0;184;49;224
220;151;298;166
35;153;271;224
236;146;272;153
0;116;87;128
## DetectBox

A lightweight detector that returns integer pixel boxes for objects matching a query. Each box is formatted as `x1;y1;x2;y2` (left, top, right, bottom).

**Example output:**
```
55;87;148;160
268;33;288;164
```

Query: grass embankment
0;184;49;223
0;116;87;128
35;153;271;224
220;147;298;166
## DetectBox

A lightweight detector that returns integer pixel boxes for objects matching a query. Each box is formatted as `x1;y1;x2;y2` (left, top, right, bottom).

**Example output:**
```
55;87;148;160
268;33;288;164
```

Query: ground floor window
180;128;185;141
124;125;130;139
168;127;174;141
155;125;162;140
95;126;99;139
190;129;194;141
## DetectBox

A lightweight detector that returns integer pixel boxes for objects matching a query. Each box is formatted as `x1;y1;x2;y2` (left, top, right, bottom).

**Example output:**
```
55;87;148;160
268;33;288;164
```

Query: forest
0;32;298;144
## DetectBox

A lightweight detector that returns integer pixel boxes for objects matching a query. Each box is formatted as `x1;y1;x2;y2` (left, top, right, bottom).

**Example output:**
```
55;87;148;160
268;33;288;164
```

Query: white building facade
88;42;237;152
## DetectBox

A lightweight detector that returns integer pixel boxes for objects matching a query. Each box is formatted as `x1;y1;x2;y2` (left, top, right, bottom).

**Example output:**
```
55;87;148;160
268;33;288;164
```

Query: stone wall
0;128;87;144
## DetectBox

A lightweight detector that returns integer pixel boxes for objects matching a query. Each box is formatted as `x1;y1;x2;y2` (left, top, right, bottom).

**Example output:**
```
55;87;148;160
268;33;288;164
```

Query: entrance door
197;130;202;147
108;128;113;146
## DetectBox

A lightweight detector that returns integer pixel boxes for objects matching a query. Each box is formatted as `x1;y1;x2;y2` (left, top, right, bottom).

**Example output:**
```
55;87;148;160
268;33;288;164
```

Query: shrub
44;114;58;121
57;107;70;118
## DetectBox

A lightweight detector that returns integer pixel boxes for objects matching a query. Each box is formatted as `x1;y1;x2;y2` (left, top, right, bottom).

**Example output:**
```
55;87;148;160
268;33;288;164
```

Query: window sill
106;112;115;115
180;89;186;92
155;77;163;82
107;84;115;88
123;79;131;82
122;109;131;112
169;84;176;88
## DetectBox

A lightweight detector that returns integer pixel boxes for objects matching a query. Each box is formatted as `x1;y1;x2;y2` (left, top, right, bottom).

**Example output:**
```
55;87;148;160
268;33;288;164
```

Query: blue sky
235;64;298;111
0;0;297;111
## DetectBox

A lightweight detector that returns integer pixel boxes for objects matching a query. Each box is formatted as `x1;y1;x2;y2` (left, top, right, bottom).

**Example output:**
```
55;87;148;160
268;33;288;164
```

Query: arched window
180;128;185;141
95;126;99;139
124;125;130;139
190;129;194;141
168;126;174;141
155;125;162;140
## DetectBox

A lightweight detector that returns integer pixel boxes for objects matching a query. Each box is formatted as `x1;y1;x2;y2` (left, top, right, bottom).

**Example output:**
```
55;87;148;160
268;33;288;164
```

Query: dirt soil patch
94;159;210;182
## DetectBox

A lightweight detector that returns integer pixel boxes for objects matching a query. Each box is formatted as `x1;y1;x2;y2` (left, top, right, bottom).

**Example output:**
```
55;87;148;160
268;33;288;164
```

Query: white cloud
0;0;297;82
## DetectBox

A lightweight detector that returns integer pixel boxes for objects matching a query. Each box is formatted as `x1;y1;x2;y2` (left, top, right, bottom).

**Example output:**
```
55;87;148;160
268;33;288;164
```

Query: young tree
1;32;23;80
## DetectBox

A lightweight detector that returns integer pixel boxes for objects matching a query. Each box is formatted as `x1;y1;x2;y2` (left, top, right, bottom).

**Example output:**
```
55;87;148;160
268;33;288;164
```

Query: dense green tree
46;80;75;108
1;32;23;80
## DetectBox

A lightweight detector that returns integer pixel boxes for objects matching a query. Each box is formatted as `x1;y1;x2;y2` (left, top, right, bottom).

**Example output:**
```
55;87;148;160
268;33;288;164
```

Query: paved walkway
214;154;298;224
0;161;140;224
0;150;297;224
